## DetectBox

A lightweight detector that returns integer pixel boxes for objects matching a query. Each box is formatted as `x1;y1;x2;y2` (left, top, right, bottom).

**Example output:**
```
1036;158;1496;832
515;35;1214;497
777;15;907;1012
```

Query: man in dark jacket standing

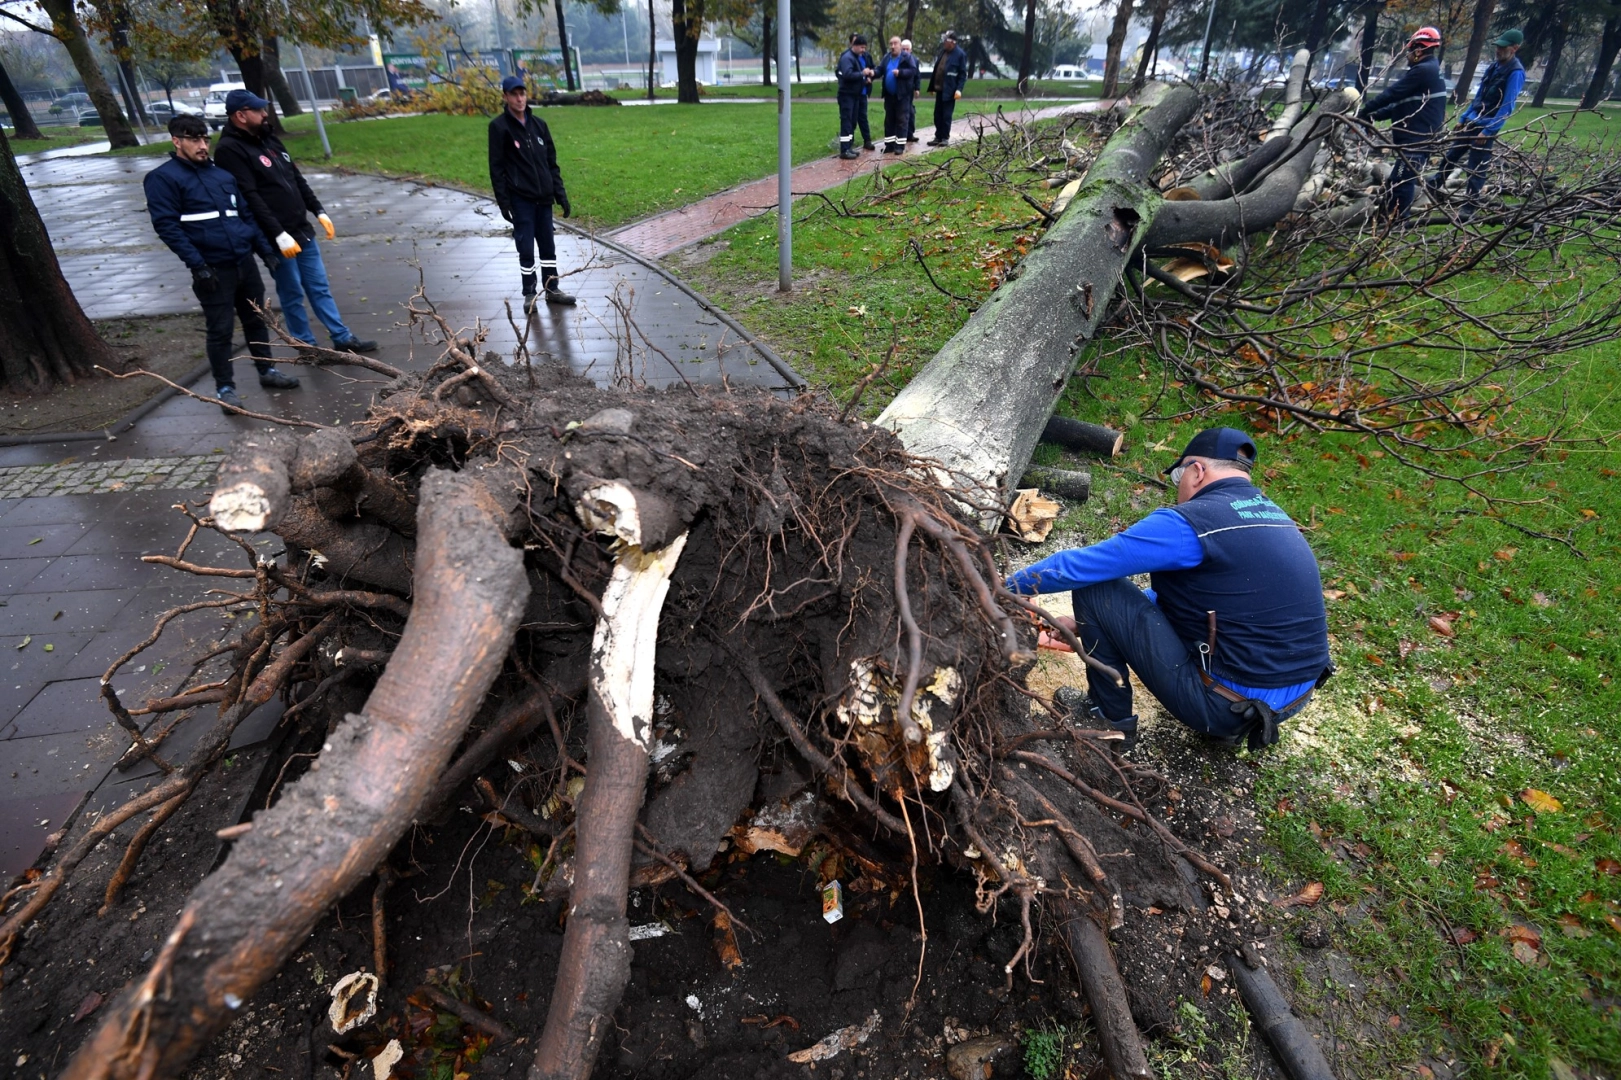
488;75;575;311
1360;27;1447;219
928;31;968;147
145;114;300;413
213;90;376;355
1431;29;1524;219
835;36;873;159
878;36;920;153
1006;428;1332;751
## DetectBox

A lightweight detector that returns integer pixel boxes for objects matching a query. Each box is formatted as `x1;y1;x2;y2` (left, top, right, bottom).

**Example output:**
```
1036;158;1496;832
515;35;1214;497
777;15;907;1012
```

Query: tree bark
1061;909;1153;1080
672;0;703;102
553;0;577;91
904;0;920;40
261;36;303;117
1266;49;1311;138
1018;0;1038;91
39;0;137;149
1101;0;1135;98
1132;0;1172;91
1532;12;1567;107
1453;0;1498;104
1580;13;1621;109
761;8;772;86
1357;1;1382;90
0;128;116;390
0;55;44;139
1040;416;1122;456
876;83;1199;510
62;469;530;1080
1304;0;1332;58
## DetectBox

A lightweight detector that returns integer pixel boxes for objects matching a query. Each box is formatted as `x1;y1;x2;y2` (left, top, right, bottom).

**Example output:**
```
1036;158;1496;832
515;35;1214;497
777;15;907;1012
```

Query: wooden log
1018;466;1092;502
210;430;299;533
1265;49;1312;140
1226;954;1338;1080
876;82;1199;516
1060;906;1155;1080
1040;416;1123;457
1184;135;1293;201
291;428;418;537
62;469;530;1080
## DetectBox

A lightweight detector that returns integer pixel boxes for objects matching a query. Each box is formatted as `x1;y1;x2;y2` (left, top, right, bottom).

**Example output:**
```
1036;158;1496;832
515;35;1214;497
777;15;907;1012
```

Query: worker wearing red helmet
1360;27;1447;219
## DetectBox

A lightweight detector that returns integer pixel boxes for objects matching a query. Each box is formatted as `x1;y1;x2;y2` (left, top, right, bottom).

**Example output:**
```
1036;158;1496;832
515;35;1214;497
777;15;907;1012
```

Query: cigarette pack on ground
821;879;844;924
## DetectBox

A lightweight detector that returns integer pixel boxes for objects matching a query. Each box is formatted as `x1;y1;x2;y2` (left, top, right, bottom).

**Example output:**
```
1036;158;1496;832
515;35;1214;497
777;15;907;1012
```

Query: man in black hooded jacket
488;75;574;311
1360;27;1447;219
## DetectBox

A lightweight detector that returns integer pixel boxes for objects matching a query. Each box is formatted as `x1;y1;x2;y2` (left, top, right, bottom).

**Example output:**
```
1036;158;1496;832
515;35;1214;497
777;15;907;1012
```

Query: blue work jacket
144;153;272;270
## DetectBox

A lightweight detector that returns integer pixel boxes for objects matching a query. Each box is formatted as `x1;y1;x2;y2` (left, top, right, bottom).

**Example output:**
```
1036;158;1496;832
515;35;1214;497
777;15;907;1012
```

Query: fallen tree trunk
1140;89;1360;251
877;82;1198;513
1040;416;1123;457
63;469;529;1078
1265;50;1312;140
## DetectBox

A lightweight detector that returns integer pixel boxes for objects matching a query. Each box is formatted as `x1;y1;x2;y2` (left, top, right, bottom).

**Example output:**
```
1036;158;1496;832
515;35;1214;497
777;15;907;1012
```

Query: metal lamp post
776;0;791;291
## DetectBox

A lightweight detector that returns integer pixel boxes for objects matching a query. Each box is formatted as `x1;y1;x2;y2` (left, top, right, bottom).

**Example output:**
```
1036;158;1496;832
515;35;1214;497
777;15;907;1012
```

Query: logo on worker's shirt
259;154;274;167
514;140;521;148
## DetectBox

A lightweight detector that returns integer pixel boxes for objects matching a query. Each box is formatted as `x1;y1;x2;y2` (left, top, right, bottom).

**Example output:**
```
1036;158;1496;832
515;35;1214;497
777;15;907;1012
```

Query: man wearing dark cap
1006;428;1333;751
212;89;377;356
488;75;575;310
835;35;873;159
1431;29;1524;220
145;114;299;413
927;31;968;146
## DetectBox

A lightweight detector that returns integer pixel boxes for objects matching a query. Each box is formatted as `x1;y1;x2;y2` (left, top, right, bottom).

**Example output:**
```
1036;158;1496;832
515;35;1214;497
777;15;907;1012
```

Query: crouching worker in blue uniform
1005;428;1333;751
144;113;301;414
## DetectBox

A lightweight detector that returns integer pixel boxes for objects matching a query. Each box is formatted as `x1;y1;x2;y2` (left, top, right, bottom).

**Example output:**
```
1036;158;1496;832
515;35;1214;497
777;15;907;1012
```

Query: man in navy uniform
835;35;874;160
144;113;302;413
927;30;968;147
1006;428;1333;750
1360;27;1447;219
488;74;575;311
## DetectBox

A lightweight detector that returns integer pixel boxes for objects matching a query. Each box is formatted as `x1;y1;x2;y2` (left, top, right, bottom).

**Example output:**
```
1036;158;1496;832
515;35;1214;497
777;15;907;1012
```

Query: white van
1050;65;1096;81
203;82;247;129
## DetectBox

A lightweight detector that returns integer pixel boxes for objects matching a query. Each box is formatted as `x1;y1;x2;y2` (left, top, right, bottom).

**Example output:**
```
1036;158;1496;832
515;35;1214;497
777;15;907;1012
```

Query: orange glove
317;213;335;240
274;231;302;258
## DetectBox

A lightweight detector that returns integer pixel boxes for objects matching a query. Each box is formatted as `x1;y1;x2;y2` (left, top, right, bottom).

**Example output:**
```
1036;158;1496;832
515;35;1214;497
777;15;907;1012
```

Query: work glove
954;90;961;99
261;254;279;278
1229;698;1280;751
191;266;218;294
274;231;302;258
317;212;335;240
557;194;572;219
498;204;513;223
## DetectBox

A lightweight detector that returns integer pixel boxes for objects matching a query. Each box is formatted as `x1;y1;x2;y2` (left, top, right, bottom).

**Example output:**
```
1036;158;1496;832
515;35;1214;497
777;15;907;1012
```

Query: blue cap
501;75;526;93
1163;427;1257;473
224;88;270;113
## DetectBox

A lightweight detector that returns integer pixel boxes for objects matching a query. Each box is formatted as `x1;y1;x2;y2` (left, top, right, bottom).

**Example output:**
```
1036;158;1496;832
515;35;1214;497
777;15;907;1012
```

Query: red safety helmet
1406;27;1441;53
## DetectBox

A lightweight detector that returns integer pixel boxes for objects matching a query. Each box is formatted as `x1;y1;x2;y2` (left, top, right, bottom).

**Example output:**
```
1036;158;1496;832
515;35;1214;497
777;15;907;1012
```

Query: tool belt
1198;611;1330;749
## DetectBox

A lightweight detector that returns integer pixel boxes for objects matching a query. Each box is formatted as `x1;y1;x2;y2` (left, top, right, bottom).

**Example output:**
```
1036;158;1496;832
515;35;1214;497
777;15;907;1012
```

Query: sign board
380;53;431;89
511;48;563;90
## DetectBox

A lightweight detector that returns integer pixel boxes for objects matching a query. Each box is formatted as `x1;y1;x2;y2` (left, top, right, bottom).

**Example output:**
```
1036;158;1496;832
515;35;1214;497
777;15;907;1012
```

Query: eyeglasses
1169;462;1197;485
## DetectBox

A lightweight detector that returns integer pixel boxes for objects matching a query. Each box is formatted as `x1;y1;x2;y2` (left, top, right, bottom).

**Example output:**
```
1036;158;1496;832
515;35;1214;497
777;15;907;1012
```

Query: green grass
5;125;118;150
609;77;1102;101
677;127;1621;1078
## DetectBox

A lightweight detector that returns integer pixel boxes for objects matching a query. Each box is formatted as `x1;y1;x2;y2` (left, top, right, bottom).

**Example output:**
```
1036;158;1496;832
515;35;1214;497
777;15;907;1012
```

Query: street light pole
776;0;791;291
293;42;332;158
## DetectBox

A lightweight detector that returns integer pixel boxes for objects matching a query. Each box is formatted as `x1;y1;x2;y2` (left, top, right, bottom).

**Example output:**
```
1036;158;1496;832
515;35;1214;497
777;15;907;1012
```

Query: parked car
50;92;92;116
202;82;247;129
77;109;104;127
147;100;204;124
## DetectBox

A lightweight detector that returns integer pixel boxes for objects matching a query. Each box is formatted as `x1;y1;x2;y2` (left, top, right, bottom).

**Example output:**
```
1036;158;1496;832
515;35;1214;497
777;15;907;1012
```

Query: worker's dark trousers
904;96;917;139
837;94;861;152
1383;133;1432;219
1432;133;1496;199
932;93;957;143
856;93;872;145
510;198;559;295
882;93;906;149
1069;579;1311;739
193;256;274;392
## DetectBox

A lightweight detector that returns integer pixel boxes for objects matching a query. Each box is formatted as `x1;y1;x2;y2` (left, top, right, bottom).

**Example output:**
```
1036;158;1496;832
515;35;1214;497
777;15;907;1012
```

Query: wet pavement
1;152;799;878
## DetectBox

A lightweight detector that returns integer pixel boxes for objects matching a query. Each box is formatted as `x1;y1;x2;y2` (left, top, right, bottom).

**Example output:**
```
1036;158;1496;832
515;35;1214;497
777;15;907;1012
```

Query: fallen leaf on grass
1596;857;1620;876
1531;591;1555;608
1200;972;1213;996
1447;927;1479;945
1510;940;1540;964
1556;914;1592;939
1605;914;1621;936
1271;881;1325;909
1520;789;1563;813
1428;616;1456;637
1322;588;1347;601
1493;547;1518;561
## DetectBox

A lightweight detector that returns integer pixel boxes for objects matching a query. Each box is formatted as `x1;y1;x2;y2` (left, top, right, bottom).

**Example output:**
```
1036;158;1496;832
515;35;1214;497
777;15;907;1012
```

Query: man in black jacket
145;114;299;413
835;36;873;160
928;31;968;147
213;89;377;354
488;75;575;311
1360;27;1447;219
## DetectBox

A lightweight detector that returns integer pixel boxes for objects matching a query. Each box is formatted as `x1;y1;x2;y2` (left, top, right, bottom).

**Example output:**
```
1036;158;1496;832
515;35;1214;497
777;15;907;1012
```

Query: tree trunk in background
39;0;137;148
904;0;920;40
1304;0;1332;58
0;127;116;390
1100;0;1134;97
1532;12;1567;106
672;0;702;102
1453;0;1497;103
1517;3;1552;69
1580;13;1621;107
762;8;772;86
0;56;45;139
553;0;577;90
1132;0;1171;91
227;45;283;133
648;0;656;100
262;37;303;117
1357;0;1381;89
1017;0;1038;90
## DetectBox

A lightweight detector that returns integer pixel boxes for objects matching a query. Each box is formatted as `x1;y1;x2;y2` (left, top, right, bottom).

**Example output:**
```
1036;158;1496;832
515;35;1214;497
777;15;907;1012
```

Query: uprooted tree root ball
0;345;1247;1078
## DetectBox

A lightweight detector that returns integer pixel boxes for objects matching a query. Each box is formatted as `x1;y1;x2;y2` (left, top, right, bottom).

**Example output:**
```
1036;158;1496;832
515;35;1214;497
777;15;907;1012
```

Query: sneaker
523;293;538;315
544;290;577;306
335;338;378;353
217;386;244;414
258;367;301;389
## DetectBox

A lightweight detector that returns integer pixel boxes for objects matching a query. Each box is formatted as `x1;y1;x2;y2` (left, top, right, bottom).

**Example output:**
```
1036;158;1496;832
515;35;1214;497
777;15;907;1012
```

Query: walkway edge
0;362;211;449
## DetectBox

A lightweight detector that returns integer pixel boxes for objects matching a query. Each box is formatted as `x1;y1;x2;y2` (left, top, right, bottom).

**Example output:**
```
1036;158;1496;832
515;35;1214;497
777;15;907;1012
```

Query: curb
0;362;211;449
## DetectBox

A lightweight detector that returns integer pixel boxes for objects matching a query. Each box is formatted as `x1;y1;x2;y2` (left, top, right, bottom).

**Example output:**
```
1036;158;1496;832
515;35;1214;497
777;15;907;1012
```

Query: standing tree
1017;0;1038;90
1452;0;1498;102
1132;0;1172;89
1531;3;1570;105
671;0;705;100
1100;0;1133;95
25;0;139;147
0;127;116;389
1581;7;1621;107
0;53;45;139
260;35;304;115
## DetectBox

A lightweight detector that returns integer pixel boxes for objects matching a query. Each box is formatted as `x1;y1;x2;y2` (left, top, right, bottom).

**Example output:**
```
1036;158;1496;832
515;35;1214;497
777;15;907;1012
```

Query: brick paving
609;100;1105;258
0;456;219;500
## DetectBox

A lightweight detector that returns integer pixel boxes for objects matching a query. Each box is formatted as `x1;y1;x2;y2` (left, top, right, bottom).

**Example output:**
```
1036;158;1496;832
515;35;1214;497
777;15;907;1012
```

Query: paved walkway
610;99;1104;258
0;153;796;881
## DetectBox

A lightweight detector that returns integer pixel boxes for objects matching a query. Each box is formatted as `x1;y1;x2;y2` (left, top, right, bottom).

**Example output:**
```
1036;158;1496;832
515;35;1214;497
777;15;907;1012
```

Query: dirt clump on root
0;351;1292;1078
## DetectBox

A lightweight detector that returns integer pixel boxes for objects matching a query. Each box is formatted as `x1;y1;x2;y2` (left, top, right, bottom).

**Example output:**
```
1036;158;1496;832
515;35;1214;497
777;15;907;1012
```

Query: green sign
381;53;430;90
512;48;563;90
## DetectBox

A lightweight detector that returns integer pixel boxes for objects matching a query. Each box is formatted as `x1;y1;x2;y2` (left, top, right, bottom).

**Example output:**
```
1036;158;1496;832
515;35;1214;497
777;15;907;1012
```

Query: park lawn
609;77;1102;101
676;135;1621;1078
